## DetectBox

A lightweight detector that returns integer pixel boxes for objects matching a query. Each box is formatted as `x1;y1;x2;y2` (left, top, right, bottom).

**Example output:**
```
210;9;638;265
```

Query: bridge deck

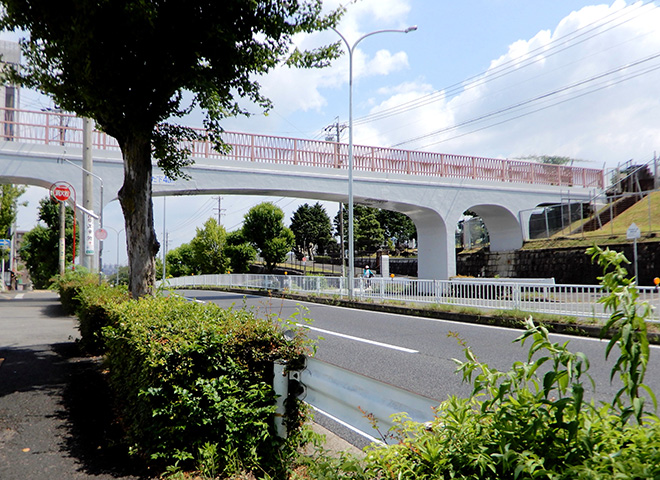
1;107;604;188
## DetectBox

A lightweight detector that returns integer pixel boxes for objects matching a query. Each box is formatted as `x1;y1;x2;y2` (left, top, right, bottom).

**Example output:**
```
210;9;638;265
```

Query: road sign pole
634;237;638;283
627;222;641;284
59;201;66;276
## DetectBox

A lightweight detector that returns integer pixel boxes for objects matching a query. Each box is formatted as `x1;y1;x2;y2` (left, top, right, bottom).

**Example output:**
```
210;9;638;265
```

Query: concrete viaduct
0;108;604;279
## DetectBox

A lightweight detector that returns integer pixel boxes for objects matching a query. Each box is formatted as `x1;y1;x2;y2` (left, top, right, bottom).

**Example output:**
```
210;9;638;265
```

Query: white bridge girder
0;141;596;279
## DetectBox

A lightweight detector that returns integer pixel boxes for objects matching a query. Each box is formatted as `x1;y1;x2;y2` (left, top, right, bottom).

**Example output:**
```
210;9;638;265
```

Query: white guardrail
158;273;660;323
167;274;659;443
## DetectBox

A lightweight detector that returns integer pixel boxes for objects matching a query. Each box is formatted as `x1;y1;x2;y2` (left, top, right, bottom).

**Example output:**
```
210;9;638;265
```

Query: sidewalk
0;290;361;479
0;290;147;479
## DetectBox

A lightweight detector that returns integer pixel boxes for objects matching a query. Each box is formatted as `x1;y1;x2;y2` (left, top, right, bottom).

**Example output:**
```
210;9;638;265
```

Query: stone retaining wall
457;242;660;285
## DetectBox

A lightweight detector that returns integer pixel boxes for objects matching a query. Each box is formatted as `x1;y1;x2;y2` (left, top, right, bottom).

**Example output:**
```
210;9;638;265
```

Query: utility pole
324;118;347;279
213;196;226;226
82;117;94;271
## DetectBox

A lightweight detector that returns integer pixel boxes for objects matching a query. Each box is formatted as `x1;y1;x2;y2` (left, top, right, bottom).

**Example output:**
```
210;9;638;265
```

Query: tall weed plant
353;247;659;479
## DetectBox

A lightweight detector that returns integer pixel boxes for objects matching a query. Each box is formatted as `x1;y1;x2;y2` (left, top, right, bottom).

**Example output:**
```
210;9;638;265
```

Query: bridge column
413;210;453;280
470;205;523;252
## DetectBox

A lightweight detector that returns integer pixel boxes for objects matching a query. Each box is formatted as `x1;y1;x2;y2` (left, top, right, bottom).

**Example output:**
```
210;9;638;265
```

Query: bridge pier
411;210;453;279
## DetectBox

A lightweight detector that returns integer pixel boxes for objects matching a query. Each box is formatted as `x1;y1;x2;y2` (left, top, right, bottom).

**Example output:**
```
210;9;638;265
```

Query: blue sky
7;0;660;267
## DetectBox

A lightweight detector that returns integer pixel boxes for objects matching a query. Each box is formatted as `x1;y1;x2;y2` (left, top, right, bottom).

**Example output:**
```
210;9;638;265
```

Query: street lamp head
404;25;418;33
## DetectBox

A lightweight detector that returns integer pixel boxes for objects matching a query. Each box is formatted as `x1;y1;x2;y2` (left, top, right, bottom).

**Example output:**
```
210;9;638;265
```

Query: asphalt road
181;289;660;446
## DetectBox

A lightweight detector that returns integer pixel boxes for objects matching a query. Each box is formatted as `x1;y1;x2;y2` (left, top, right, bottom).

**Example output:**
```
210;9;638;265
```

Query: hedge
101;295;308;476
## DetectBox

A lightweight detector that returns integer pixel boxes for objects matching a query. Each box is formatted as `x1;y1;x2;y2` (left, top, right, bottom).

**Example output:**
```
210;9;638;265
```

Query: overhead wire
352;0;657;127
416;59;660;150
390;50;660;147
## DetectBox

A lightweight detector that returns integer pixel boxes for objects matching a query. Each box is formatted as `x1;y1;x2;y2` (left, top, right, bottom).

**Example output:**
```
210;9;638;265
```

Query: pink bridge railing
1;107;604;188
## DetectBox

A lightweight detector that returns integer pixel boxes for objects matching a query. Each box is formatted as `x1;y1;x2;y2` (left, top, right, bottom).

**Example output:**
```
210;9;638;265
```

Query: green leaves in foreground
351;247;659;480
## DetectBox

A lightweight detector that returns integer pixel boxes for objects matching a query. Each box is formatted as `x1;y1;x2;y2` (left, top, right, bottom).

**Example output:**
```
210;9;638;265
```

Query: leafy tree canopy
224;229;256;274
0;0;341;297
0;184;26;239
164;242;196;278
290;202;333;260
334;204;415;253
242;202;294;272
517;155;584;165
190;217;228;274
0;184;26;261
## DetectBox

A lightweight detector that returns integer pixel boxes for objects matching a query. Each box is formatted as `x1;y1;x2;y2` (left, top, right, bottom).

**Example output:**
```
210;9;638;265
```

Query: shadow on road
0;342;151;479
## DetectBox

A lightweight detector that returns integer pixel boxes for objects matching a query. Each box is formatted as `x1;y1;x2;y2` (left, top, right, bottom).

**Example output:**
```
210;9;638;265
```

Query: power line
352;1;657;127
390;50;660;148
415;59;660;150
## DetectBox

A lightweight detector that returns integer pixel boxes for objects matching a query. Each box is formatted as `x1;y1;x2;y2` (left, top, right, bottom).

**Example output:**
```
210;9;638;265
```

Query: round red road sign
50;182;72;202
95;228;108;240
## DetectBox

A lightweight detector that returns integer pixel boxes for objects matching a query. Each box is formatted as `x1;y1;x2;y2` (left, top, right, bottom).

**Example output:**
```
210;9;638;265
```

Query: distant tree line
18;196;419;285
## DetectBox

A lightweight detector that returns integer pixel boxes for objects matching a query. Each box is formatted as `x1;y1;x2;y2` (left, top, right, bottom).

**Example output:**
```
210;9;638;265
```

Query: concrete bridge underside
0;142;595;279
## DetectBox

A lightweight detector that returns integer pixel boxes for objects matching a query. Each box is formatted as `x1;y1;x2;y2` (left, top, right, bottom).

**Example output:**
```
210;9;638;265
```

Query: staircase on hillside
569;162;656;235
572;194;643;234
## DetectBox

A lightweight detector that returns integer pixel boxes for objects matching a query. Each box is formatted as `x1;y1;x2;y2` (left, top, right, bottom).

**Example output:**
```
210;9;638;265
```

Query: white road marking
310;405;384;445
14;293;24;299
298;324;418;354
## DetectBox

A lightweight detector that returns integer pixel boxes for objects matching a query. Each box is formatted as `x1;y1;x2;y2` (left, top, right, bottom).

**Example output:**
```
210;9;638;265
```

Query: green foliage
224;230;257;274
19;196;76;288
0;184;26;252
52;269;129;353
165;243;196;277
0;0;342;297
74;282;130;354
243;202;295;272
588;245;656;424
355;211;384;255
290;202;334;260
518;155;583;165
334;205;415;254
51;268;98;315
102;295;311;476
190;217;229;274
362;317;659;479
324;247;659;480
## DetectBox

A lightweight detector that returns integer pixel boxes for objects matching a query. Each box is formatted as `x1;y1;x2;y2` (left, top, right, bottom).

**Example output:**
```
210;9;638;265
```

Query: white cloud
363;1;660;167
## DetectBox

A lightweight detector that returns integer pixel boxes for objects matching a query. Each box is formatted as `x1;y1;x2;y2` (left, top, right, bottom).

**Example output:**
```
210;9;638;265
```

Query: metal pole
634;237;638;283
162;197;167;283
59;201;66;275
331;25;417;299
116;233;120;285
82;117;94;270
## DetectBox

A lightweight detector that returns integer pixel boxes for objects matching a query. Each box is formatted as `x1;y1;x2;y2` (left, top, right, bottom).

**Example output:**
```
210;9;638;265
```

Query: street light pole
331;25;417;299
105;226;124;285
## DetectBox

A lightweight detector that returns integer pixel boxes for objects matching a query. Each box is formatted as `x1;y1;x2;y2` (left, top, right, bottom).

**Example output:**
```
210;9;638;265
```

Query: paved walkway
0;290;361;479
0;290;147;479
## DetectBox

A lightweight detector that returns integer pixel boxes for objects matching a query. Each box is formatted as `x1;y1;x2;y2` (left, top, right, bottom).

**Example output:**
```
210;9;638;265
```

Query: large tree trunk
118;135;160;298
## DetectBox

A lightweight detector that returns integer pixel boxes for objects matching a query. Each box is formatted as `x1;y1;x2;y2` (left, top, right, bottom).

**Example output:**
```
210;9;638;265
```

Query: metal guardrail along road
159;273;660;323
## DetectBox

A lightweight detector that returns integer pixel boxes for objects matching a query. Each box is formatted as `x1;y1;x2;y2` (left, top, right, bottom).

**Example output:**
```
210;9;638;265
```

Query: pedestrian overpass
0;108;604;279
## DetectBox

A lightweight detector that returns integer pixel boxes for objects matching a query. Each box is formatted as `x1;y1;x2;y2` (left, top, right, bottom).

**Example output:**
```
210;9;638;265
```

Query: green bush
102;295;309;477
51;268;98;315
342;246;660;480
75;282;129;354
52;269;129;353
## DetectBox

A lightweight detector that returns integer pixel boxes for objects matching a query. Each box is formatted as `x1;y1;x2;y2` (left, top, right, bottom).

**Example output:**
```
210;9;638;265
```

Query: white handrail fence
158;274;660;323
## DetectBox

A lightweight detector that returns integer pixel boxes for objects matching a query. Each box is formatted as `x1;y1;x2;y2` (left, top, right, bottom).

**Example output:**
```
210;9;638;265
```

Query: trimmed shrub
52;268;98;315
102;295;309;476
75;282;129;354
